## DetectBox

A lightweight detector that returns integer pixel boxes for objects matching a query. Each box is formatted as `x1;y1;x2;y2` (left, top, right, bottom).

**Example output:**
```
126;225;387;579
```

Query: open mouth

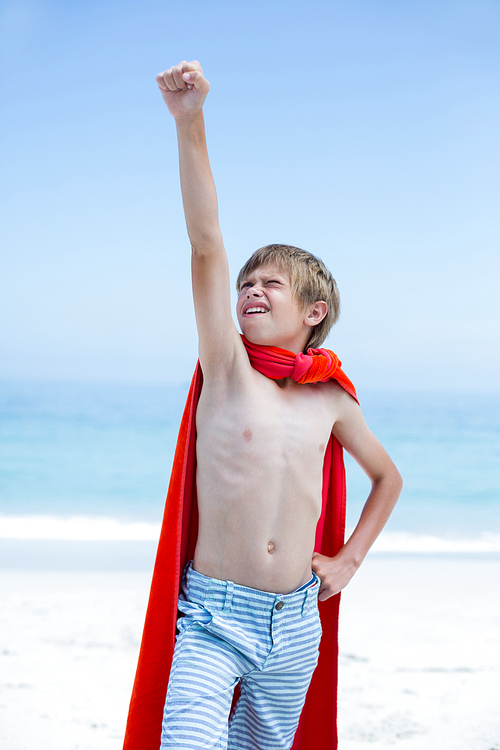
244;307;269;315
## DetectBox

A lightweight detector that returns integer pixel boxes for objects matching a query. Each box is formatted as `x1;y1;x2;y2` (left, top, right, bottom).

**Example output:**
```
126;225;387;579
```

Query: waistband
182;562;319;615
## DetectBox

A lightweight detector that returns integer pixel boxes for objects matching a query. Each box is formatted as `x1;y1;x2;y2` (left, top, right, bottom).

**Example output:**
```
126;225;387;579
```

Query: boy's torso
193;362;343;595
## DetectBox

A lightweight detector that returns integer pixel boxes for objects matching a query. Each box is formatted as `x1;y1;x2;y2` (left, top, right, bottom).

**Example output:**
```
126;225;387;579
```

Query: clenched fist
156;60;210;121
312;551;358;601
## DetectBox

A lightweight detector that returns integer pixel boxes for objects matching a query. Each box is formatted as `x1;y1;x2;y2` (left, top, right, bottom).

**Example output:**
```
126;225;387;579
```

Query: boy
124;61;402;750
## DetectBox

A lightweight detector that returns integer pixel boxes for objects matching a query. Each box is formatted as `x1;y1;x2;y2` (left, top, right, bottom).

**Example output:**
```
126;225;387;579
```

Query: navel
243;429;253;442
319;443;325;454
267;541;276;554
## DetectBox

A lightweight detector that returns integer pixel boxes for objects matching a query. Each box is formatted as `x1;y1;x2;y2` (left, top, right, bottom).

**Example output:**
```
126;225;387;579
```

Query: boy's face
236;263;310;352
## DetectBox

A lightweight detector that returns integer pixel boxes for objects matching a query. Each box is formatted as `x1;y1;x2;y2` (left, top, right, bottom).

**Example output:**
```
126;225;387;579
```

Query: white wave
0;515;161;541
1;516;500;551
369;531;500;553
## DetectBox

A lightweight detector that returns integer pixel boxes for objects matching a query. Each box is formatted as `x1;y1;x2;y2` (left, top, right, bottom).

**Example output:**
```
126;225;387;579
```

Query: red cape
123;340;358;750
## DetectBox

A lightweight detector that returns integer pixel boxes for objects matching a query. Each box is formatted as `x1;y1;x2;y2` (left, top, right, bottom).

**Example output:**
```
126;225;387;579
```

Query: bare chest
196;375;337;467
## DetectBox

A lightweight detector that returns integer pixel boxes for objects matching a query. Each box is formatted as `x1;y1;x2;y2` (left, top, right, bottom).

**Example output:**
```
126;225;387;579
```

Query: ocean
1;379;499;553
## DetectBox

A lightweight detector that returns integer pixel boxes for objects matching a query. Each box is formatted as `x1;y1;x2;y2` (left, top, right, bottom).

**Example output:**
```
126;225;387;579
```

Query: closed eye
239;277;284;291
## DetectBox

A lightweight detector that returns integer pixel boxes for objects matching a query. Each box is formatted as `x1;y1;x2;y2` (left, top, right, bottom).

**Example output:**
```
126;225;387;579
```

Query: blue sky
1;0;499;391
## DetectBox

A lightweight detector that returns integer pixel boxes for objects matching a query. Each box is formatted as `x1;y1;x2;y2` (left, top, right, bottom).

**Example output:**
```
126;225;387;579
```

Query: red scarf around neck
242;335;357;394
123;339;358;750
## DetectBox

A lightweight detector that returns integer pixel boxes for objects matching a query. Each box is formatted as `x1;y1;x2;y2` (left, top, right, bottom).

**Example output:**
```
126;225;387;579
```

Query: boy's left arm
312;391;403;601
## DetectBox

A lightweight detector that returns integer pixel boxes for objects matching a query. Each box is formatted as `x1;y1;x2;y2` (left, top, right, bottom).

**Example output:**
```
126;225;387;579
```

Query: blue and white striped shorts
160;562;322;750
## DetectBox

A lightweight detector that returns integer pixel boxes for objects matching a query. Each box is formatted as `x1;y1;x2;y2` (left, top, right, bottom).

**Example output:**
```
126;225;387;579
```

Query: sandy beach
1;550;499;750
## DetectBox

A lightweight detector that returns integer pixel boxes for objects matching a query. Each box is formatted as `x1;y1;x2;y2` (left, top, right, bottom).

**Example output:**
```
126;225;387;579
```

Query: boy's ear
304;301;328;328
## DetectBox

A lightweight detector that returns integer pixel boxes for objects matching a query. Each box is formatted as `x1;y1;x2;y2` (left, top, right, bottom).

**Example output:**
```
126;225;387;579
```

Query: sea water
1;380;499;552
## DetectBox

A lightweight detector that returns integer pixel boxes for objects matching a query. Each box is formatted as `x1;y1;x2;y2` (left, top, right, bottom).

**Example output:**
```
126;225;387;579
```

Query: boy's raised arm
156;61;240;371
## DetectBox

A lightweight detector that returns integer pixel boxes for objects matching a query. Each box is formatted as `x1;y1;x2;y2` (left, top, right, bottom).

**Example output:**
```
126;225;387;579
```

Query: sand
338;555;500;749
0;551;499;750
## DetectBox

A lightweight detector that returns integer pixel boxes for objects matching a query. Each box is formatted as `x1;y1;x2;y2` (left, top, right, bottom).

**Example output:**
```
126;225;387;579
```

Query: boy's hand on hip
156;60;210;121
311;552;359;601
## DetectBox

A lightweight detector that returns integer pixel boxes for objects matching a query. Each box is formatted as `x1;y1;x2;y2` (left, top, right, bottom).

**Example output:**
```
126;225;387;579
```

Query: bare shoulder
330;381;370;442
316;378;359;420
198;333;257;399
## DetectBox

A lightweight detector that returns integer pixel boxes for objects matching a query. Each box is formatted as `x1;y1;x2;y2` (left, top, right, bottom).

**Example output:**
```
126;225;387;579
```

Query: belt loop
301;586;314;617
181;561;191;588
224;580;234;612
301;588;308;617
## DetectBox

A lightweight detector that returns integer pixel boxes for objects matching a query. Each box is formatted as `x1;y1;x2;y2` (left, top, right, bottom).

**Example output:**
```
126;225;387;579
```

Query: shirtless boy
151;60;402;750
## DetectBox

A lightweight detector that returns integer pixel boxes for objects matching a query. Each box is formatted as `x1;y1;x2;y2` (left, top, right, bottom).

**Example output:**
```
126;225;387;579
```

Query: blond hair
236;244;340;350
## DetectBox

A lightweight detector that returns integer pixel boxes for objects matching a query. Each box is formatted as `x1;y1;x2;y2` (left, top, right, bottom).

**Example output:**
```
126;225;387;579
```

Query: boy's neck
243;334;311;355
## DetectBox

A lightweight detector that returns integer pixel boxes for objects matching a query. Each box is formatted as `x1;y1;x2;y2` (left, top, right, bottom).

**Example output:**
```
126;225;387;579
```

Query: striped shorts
160;562;322;750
